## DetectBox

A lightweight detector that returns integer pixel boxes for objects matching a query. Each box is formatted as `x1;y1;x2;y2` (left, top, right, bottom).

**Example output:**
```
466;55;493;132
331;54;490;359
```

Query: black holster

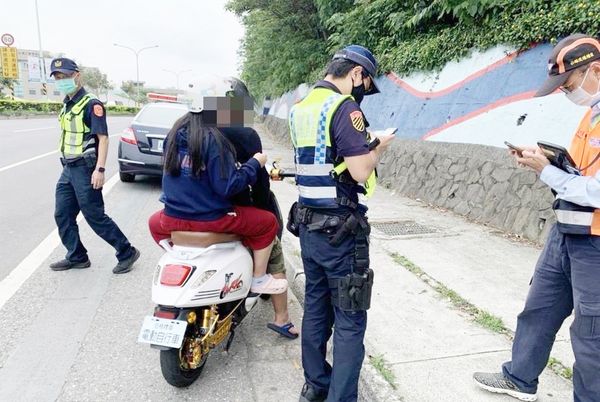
330;212;373;311
332;269;374;311
286;202;300;237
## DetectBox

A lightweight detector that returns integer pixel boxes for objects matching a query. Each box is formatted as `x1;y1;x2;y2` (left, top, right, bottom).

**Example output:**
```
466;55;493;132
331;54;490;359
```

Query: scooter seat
171;231;242;248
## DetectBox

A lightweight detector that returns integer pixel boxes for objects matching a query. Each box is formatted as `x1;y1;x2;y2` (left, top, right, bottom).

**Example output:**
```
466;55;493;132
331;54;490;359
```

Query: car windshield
135;104;187;127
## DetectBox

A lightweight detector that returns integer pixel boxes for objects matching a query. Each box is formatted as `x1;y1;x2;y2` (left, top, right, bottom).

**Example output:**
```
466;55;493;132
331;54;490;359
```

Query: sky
2;0;245;89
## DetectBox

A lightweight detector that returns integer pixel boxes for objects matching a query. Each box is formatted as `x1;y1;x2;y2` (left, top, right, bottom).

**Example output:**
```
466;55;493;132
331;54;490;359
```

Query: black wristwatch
97;167;106;173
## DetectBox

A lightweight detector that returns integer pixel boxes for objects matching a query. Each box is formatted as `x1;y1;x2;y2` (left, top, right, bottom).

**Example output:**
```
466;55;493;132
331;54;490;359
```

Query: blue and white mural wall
267;44;585;148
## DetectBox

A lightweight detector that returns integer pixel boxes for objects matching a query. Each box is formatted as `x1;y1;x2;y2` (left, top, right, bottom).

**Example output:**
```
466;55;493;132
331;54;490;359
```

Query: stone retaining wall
263;115;556;244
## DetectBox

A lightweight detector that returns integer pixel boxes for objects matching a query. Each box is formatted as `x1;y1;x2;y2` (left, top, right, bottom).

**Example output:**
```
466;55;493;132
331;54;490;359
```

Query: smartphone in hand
504;141;524;157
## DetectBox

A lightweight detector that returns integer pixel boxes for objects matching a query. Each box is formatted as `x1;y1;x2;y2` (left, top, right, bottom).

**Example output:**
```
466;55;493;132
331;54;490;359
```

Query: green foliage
547;357;574;380
0;99;62;114
329;0;600;76
0;65;17;99
120;80;149;104
369;354;397;389
230;0;600;99
106;105;139;114
226;0;331;99
0;99;138;116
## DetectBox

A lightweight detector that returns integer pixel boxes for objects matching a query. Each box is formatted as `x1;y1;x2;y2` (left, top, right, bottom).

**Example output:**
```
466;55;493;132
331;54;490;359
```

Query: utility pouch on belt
334;269;374;311
82;153;97;168
286;202;300;237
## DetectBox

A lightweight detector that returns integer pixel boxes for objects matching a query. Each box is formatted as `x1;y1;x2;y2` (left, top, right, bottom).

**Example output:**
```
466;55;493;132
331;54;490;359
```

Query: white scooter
137;188;290;387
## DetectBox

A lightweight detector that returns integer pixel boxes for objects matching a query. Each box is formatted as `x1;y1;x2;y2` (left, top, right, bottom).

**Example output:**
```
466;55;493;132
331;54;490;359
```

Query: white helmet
178;76;245;113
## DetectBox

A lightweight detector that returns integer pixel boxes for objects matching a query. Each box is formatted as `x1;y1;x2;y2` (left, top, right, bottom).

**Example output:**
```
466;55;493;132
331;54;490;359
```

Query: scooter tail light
160;264;193;286
154;308;177;319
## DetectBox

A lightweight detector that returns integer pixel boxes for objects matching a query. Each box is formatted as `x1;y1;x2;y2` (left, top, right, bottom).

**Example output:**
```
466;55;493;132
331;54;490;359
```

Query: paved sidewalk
259;124;574;402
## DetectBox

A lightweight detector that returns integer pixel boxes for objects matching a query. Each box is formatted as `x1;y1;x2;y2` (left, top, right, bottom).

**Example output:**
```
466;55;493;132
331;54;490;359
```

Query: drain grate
371;221;437;236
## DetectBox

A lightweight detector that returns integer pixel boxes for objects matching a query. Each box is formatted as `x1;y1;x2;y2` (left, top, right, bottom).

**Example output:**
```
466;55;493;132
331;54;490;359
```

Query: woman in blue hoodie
148;111;287;295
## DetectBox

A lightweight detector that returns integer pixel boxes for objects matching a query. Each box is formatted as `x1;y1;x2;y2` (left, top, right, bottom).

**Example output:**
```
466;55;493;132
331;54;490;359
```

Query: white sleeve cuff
539;165;568;191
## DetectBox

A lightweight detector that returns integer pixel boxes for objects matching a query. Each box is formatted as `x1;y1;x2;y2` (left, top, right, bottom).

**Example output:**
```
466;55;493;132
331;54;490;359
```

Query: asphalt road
0;117;305;402
0;116;130;282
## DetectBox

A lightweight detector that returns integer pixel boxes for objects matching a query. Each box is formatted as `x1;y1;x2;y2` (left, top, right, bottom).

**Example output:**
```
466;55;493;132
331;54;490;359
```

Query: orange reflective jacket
566;109;600;235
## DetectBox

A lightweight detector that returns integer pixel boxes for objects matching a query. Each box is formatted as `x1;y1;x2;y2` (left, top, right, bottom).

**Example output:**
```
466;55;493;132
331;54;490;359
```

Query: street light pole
113;43;158;105
163;69;192;91
34;0;48;101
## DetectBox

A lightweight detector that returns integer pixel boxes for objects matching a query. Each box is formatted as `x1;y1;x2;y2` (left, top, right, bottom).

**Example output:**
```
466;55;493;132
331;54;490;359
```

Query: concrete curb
281;235;403;402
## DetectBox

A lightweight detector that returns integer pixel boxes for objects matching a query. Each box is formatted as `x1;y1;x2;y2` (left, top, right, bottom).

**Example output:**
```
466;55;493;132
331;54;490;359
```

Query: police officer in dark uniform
49;58;140;274
288;46;395;402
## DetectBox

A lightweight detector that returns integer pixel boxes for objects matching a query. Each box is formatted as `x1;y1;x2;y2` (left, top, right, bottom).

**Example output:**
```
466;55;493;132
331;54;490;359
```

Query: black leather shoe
299;383;327;402
50;259;91;271
113;247;140;274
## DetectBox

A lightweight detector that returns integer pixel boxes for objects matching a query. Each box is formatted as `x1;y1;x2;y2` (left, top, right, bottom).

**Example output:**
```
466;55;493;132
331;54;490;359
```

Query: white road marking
0;134;120;173
0;150;59;172
0;173;121;310
13;126;55;133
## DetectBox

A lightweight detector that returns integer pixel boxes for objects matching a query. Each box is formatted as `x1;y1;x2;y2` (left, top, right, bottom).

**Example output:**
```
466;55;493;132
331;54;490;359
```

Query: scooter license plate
137;316;187;349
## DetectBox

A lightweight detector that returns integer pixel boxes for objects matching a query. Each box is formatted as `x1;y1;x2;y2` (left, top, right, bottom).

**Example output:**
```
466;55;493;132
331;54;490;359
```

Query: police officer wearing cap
49;58;140;274
288;45;395;402
474;34;600;402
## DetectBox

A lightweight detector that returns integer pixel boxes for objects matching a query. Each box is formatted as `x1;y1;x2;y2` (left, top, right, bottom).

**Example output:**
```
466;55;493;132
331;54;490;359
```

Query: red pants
148;206;278;250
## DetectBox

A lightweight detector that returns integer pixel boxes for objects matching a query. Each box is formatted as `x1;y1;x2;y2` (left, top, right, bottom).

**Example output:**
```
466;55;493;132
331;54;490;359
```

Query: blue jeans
54;160;133;263
300;224;367;402
503;225;600;402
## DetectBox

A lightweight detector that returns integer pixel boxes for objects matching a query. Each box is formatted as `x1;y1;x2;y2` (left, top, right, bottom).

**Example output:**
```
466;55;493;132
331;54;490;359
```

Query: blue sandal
267;322;299;339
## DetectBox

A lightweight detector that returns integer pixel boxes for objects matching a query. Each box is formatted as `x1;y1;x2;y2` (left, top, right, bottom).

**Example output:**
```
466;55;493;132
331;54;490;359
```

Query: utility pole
113;43;159;106
163;69;192;91
34;0;48;100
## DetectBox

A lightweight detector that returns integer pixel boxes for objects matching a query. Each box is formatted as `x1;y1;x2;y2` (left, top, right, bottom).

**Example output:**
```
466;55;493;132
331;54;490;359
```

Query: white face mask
565;67;600;107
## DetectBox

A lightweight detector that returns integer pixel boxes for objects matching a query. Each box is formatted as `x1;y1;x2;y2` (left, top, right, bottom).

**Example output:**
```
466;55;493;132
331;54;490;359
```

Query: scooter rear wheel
160;348;206;387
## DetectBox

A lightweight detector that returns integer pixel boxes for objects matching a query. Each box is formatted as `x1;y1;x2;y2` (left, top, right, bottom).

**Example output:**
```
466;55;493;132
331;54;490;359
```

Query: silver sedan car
118;102;187;182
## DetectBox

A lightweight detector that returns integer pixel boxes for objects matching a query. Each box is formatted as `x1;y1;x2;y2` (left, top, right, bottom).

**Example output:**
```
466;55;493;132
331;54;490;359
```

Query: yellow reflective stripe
290;88;351;148
363;171;377;198
59;94;94;156
333;162;347;175
332;162;378;198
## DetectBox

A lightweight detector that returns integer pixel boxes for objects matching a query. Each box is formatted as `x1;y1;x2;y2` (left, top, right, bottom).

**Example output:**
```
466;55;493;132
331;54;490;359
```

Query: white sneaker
251;274;288;295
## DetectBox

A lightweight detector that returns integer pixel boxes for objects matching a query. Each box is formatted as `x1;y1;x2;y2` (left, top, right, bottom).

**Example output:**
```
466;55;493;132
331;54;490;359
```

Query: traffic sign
1;33;14;47
1;47;19;79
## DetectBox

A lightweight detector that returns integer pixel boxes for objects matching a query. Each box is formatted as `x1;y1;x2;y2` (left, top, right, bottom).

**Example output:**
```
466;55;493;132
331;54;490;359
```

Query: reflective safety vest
289;87;375;209
553;108;600;236
59;93;96;159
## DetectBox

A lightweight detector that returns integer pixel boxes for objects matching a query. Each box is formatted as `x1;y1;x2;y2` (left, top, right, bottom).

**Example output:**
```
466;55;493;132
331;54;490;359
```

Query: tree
229;0;600;96
80;66;112;98
227;0;335;99
120;80;148;104
0;65;17;99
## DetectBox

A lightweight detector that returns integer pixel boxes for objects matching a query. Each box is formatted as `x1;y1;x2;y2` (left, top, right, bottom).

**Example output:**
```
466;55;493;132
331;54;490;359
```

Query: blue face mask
55;78;77;95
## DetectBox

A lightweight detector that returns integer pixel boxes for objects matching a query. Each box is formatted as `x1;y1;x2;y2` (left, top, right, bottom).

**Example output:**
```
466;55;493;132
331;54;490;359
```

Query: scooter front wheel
159;348;206;387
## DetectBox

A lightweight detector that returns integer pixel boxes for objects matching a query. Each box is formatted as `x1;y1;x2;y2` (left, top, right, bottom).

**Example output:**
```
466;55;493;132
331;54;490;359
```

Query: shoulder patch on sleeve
349;110;365;132
93;104;104;117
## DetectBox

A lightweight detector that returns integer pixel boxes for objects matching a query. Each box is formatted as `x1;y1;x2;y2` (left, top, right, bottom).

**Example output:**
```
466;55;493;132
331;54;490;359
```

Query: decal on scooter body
220;272;244;299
